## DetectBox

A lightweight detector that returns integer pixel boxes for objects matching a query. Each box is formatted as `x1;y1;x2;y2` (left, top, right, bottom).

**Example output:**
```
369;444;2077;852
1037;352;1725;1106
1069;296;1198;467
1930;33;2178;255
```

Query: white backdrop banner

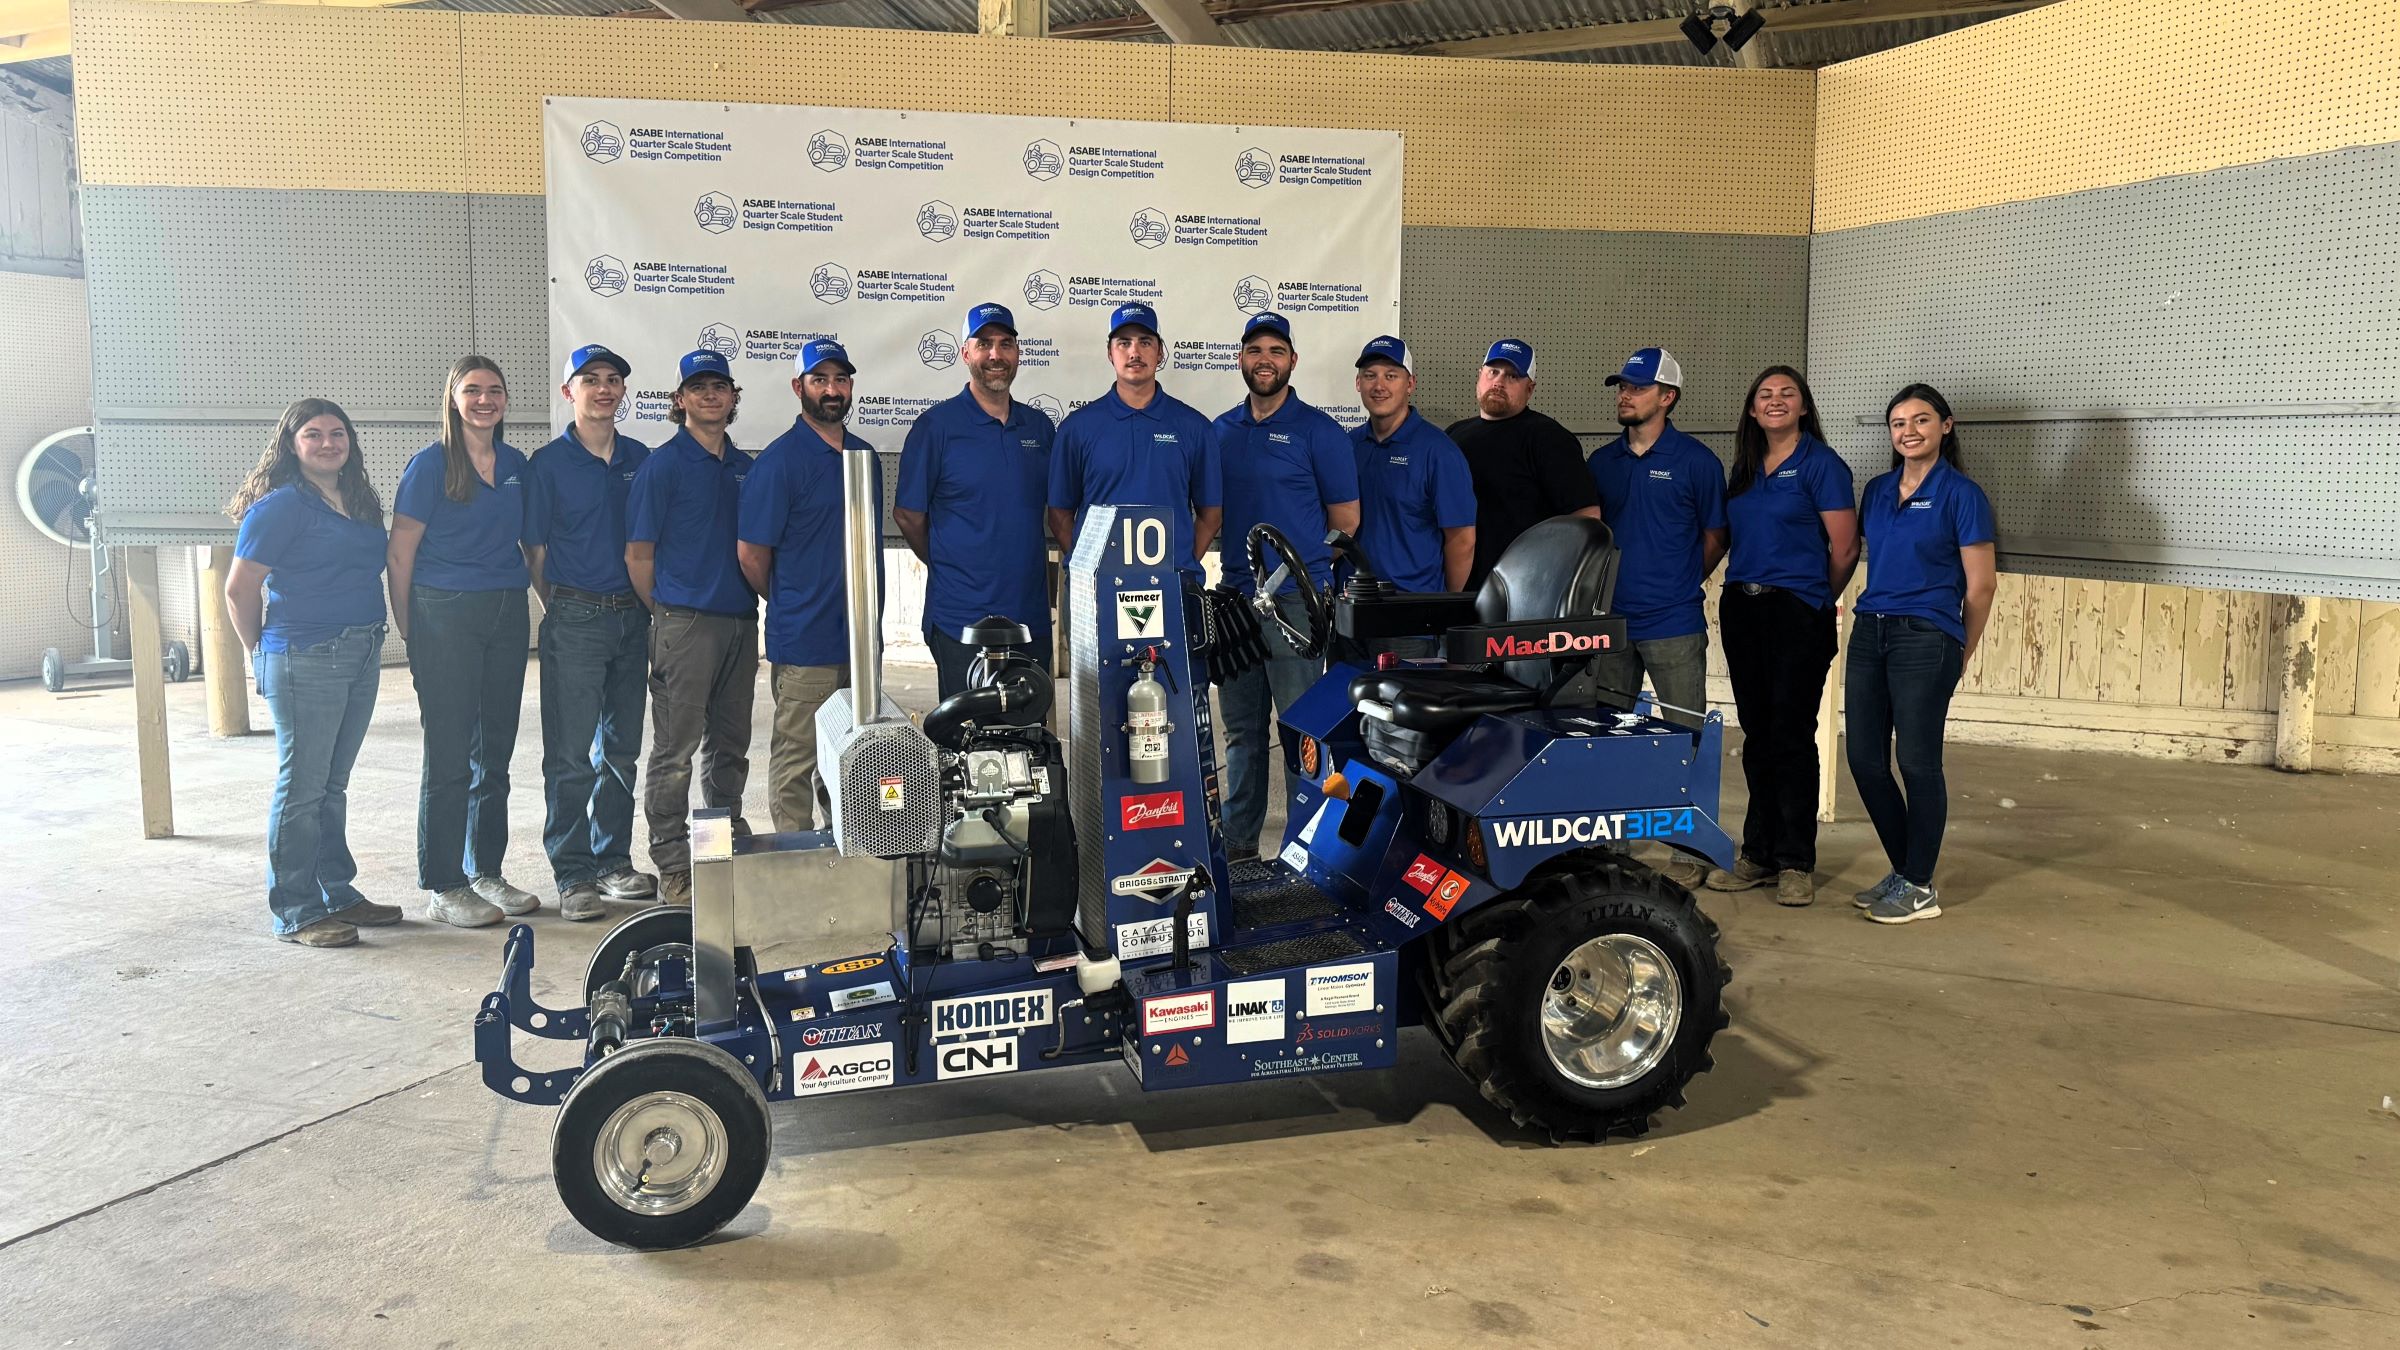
544;97;1404;439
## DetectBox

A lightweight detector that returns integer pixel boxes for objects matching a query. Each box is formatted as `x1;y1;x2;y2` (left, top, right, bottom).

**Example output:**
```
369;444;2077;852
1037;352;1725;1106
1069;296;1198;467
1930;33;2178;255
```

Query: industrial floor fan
15;427;191;692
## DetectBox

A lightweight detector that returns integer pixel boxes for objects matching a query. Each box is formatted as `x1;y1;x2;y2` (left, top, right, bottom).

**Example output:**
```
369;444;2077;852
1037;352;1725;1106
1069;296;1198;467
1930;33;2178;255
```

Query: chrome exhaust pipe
842;442;883;719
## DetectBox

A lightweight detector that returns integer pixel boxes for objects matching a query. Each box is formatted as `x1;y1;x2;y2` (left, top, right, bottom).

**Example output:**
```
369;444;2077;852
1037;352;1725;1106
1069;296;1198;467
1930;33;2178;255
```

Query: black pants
1843;612;1966;886
1720;586;1836;873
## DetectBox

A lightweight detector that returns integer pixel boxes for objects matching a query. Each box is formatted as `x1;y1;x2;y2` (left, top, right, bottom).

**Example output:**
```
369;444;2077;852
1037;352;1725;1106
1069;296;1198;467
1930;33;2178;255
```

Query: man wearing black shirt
1444;339;1601;588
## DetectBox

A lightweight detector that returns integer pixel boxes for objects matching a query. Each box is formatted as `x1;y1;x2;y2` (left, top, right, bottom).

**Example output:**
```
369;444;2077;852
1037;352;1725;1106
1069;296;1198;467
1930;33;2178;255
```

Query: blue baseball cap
677;349;733;387
1605;346;1685;388
962;302;1018;341
1241;311;1293;344
562;344;630;384
1107;301;1161;339
1354;335;1412;374
797;338;855;376
1483;339;1536;378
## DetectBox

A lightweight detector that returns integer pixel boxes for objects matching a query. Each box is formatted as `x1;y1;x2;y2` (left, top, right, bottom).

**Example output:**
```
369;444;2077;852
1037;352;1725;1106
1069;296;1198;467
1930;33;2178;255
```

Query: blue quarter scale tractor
476;444;1736;1249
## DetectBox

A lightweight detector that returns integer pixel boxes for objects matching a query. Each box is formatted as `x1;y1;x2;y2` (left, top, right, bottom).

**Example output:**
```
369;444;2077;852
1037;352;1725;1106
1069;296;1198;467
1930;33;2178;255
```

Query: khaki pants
769;662;846;833
643;607;756;875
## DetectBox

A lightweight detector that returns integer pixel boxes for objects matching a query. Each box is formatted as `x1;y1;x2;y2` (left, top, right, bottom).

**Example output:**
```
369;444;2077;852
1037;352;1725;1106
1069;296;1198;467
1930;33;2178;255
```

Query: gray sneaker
559;883;608;923
596;867;658;901
1866;881;1941;925
428;886;504;928
1854;872;1904;908
470;875;540;916
1706;856;1775;892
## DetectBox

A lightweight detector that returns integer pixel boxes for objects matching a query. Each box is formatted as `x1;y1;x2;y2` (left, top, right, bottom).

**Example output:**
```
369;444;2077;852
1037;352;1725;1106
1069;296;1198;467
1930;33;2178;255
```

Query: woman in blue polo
388;356;539;929
1708;366;1858;907
225;399;395;948
1846;383;1997;926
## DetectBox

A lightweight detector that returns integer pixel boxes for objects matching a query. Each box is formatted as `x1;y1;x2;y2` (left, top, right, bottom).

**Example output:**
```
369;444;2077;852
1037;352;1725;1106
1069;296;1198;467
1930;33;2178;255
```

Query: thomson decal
1484;629;1614;659
1489;808;1697;849
1304;963;1374;1017
931;990;1053;1040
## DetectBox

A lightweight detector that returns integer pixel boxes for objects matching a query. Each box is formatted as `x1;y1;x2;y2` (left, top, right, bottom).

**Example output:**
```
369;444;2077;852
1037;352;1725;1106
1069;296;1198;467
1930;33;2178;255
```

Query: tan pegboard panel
1168;46;1813;234
1815;0;2400;233
460;16;1172;197
71;0;467;192
0;272;99;680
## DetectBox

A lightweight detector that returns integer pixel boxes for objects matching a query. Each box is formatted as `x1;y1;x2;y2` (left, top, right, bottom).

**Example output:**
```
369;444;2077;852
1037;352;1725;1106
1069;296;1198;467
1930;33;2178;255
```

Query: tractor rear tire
1427;856;1729;1142
551;1037;770;1250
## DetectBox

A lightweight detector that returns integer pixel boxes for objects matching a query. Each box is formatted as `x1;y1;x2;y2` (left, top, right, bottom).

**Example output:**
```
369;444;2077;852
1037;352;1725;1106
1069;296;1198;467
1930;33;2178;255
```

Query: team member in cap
739;340;863;833
1444;339;1599;588
1045;302;1221;575
1349;336;1475;656
1587;346;1727;740
626;349;757;905
1848;384;1996;927
523;345;655;921
896;302;1056;698
1705;366;1858;907
1213;311;1359;860
389;357;541;928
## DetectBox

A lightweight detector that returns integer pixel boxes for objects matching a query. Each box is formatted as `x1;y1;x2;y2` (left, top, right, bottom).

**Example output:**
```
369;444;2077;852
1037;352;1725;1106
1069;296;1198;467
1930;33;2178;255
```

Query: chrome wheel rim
592;1090;727;1216
1540;934;1683;1090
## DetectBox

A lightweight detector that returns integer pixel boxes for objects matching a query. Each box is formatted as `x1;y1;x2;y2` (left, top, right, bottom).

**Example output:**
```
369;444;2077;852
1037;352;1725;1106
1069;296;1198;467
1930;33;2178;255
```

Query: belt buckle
1739;582;1769;597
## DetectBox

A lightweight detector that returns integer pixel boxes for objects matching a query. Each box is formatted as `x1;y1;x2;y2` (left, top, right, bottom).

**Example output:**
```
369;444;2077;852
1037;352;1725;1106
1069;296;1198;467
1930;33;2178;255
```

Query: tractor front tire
552;1037;771;1250
1428;857;1729;1142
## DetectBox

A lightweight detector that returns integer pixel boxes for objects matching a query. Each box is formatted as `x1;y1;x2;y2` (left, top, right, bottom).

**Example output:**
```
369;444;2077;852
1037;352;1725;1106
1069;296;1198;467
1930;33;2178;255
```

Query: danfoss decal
1120;791;1185;831
1485;629;1613;659
1489;808;1696;848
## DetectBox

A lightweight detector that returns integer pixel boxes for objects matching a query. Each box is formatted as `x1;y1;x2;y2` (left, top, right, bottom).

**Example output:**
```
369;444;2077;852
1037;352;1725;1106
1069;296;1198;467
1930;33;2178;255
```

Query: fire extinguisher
1124;647;1172;785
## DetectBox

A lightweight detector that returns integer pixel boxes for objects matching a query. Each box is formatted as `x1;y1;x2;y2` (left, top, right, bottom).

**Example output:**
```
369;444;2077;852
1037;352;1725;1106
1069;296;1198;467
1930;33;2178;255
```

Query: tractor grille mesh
1220;930;1366;975
839;722;942;858
1228;873;1342;930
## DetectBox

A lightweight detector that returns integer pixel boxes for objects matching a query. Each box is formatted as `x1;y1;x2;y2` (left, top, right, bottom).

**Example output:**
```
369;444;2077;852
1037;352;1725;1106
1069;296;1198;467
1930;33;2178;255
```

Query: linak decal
1482;628;1612;659
1488;808;1697;849
1111;858;1197;898
1120;791;1184;831
931;989;1054;1040
1224;978;1286;1045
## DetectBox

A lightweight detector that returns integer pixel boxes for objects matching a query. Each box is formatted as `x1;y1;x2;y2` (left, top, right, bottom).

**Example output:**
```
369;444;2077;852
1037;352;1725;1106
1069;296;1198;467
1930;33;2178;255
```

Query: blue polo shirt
233;482;388;653
627;427;756;615
1724;434;1856;611
1349;409;1477;594
896;389;1054;644
739;421;855;668
1589;422;1729;641
1857;459;1997;645
392;442;530;591
524;424;650;597
1047;383;1220;580
1214;392;1358;594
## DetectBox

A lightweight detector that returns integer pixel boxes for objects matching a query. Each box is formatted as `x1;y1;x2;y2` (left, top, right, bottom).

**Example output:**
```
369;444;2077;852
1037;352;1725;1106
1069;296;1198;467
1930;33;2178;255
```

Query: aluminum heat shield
816;687;942;859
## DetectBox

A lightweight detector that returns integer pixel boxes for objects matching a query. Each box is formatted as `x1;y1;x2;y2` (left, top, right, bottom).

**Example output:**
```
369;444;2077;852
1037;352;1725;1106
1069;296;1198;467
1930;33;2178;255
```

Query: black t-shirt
1445;408;1601;587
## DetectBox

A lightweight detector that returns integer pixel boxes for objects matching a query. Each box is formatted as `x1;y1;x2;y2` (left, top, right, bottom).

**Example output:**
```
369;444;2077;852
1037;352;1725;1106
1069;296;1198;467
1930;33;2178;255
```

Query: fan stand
39;510;190;694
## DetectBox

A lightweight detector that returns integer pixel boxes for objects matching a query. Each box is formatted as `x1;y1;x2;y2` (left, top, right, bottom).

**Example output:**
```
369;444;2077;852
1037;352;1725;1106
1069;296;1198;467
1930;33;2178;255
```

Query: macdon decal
1483;629;1612;659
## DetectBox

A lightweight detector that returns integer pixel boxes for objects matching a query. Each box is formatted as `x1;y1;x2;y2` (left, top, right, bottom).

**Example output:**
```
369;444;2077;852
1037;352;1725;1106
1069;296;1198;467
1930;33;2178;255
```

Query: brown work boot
658;870;693;907
333;898;403;927
1775;870;1816;907
1706;856;1775;892
280;917;359;948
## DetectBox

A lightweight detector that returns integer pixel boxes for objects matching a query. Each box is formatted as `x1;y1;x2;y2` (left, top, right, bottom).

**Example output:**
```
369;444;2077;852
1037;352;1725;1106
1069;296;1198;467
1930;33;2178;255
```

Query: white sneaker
428;886;504;928
470;875;540;916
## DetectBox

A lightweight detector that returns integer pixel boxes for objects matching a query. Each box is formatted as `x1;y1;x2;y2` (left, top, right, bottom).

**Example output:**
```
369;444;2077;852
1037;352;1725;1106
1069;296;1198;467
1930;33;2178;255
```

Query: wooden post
1817;574;1862;823
978;0;1049;37
196;545;251;737
2274;595;2320;773
125;546;175;837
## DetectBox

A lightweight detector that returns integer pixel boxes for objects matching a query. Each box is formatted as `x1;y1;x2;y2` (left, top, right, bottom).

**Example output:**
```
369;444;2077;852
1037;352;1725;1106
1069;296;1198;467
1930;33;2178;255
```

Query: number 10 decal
1120;517;1166;566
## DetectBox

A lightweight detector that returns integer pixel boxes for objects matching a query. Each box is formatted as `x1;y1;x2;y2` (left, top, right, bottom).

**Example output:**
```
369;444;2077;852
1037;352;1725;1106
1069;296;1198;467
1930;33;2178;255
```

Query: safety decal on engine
878;776;905;811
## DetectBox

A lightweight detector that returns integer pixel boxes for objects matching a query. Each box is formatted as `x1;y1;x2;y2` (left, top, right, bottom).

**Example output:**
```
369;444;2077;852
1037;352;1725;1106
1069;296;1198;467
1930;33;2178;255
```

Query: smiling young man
1348;337;1475;658
1444;339;1600;588
1045;302;1221;578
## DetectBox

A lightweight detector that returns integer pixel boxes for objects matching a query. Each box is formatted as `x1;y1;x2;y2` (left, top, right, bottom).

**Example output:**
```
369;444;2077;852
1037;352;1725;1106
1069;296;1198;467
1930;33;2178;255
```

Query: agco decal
1483;628;1612;659
818;956;883;976
1488;808;1697;848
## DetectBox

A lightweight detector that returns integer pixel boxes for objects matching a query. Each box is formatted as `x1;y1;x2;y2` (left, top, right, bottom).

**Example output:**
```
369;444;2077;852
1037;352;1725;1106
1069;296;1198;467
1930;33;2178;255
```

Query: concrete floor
0;660;2395;1348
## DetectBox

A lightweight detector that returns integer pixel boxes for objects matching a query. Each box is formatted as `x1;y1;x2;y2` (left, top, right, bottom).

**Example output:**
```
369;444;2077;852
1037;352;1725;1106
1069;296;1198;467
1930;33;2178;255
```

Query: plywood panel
2358;602;2400;719
2181;589;2229;710
2018;573;2064;698
2138;584;2187;705
1974;572;2023;694
2318;597;2360;717
2097;580;2144;704
1816;0;2400;231
2221;590;2272;711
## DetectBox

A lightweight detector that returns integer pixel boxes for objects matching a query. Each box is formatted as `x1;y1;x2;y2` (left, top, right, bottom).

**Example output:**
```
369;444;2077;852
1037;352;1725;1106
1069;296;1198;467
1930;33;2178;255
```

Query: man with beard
1349;337;1476;659
738;339;863;833
896;302;1056;698
1046;302;1221;579
1444;339;1600;588
1211;311;1358;861
627;348;757;905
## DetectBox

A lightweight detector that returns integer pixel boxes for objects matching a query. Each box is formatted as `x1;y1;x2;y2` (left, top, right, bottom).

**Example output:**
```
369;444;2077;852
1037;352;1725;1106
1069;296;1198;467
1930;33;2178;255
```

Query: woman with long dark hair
1706;366;1857;906
225;399;395;947
1847;383;1997;925
388;356;538;927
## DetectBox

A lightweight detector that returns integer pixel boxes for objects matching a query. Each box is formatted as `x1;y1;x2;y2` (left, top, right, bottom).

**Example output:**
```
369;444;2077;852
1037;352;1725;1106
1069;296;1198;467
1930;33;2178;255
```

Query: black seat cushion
1353;670;1539;736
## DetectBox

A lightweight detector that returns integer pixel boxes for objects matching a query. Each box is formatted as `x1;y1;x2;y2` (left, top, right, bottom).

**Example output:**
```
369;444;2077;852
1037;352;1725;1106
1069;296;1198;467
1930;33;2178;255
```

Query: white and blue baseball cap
1606;346;1684;388
677;349;734;386
1483;339;1536;378
962;302;1018;341
1108;301;1161;339
1241;311;1293;344
562;344;630;383
1354;335;1412;373
797;338;855;376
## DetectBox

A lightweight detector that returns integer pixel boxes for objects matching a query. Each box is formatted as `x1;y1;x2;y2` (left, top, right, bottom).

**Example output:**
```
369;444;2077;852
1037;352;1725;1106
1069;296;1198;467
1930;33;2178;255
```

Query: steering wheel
1245;523;1332;659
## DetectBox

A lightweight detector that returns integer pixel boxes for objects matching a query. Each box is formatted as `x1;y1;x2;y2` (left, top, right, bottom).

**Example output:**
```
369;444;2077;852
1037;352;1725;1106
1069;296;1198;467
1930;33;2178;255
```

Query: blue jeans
407;586;529;891
255;623;385;935
538;594;649;889
1844;612;1965;886
1220;592;1324;854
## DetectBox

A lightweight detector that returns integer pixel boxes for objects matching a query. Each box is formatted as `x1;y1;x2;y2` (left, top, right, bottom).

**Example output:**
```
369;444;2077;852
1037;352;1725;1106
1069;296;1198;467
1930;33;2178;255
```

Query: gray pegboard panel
1808;142;2400;420
96;418;439;547
469;193;550;401
82;186;475;419
1401;226;1810;437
